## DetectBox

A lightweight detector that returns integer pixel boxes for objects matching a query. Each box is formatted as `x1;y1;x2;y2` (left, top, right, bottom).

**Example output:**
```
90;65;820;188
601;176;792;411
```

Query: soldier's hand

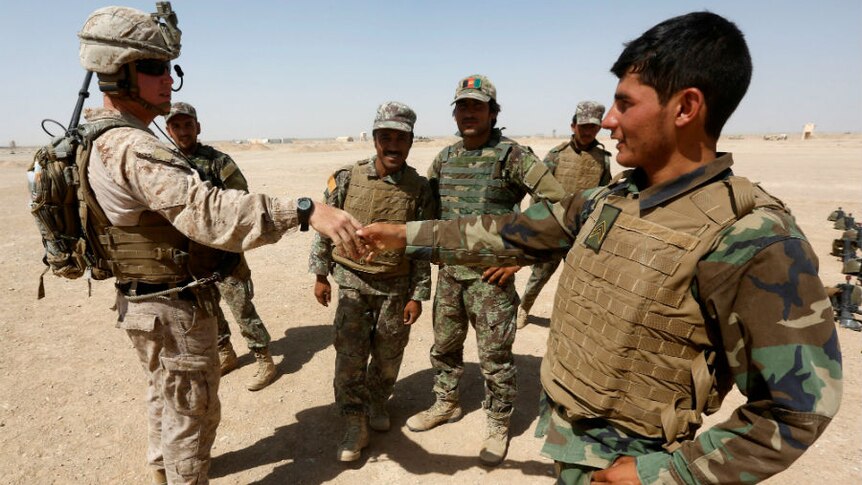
403;300;422;325
314;275;331;307
309;203;364;260
482;265;521;286
357;222;407;262
591;455;641;485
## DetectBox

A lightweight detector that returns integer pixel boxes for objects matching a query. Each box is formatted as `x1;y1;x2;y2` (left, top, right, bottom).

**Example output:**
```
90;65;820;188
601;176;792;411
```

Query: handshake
307;201;405;262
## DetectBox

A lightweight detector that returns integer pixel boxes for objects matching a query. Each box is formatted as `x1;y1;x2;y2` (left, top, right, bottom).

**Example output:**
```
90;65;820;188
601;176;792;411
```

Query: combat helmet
79;4;180;74
78;3;181;113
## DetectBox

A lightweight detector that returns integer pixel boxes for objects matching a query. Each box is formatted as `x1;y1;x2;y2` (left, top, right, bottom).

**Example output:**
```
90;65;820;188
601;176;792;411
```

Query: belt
116;280;195;300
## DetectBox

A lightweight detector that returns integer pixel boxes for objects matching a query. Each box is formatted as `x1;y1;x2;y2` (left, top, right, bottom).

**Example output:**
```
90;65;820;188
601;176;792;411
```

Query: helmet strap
101;63;170;116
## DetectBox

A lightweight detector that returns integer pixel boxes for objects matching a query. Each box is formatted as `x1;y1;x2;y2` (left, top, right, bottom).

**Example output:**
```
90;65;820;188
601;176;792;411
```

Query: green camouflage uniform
309;159;434;416
184;143;271;351
521;138;612;313
404;153;842;484
426;128;565;418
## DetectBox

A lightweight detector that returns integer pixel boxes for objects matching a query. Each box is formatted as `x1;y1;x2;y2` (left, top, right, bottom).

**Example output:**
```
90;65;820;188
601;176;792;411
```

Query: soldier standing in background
406;75;565;466
76;5;361;483
165;102;276;391
360;12;841;484
309;102;434;462
517;101;612;328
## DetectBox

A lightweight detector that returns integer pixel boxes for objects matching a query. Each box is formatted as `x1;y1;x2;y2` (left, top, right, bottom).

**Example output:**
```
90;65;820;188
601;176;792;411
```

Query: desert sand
0;133;859;484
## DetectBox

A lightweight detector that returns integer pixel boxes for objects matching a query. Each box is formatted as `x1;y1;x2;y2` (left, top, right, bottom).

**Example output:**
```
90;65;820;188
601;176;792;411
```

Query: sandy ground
0;133;860;484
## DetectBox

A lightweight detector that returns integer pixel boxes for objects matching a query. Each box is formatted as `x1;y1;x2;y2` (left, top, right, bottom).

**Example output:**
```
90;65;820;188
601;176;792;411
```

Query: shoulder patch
134;143;183;165
327;174;338;193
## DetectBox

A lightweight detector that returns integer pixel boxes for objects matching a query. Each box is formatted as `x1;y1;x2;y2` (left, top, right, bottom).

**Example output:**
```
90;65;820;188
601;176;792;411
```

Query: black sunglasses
135;59;171;76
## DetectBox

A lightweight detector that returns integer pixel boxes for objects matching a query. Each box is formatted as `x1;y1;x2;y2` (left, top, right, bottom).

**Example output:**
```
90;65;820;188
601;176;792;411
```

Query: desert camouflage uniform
426;128;565;419
309;159;434;416
521;139;612;313
86;107;299;483
182;143;271;351
404;153;842;484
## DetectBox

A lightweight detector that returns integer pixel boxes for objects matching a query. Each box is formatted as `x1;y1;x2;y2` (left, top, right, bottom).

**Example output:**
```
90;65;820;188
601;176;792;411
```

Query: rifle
68;72;93;137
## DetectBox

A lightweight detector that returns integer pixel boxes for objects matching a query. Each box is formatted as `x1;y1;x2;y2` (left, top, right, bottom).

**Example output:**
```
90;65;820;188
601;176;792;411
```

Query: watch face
297;198;312;211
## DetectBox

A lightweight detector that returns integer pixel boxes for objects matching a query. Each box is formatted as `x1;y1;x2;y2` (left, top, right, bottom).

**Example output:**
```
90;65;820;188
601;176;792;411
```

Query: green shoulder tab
134;141;187;168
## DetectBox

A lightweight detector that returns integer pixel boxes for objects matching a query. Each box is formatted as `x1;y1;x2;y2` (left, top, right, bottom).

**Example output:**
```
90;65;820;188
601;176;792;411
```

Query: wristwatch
296;197;314;232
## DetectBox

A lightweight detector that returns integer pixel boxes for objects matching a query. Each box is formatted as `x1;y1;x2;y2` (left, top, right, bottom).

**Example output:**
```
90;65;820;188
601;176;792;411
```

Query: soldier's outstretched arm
360;192;584;267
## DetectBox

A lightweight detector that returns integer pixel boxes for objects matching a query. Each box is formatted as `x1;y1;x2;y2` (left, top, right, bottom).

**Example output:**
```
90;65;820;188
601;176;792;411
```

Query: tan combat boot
369;401;390;432
479;414;510;466
247;348;276;391
218;341;238;375
516;306;529;329
152;468;167;485
337;414;369;462
405;399;462;432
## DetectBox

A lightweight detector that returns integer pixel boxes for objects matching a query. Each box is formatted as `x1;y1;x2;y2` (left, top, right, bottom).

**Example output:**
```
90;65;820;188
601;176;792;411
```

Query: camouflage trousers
333;288;412;416
535;393;666;485
214;258;271;351
116;290;221;485
430;270;518;416
520;256;563;312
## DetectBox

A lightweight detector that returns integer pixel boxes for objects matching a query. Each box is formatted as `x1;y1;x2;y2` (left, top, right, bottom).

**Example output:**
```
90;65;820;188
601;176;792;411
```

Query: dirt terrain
0;134;859;484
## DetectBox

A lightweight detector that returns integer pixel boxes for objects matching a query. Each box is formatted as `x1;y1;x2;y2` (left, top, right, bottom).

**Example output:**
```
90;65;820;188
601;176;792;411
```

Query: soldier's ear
196;121;201;136
673;87;705;130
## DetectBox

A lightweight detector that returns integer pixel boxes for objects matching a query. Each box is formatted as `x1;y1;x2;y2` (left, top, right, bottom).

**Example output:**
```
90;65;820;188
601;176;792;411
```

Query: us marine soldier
517;101;612;328
309;102;434;462
76;5;361;483
406;74;565;466
360;12;842;484
165;102;277;391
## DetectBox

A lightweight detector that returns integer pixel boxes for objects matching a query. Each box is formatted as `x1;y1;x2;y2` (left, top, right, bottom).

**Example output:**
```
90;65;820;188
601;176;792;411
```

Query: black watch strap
297;197;313;232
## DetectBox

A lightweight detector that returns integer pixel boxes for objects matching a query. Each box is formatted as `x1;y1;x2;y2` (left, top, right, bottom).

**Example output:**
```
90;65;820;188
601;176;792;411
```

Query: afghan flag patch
584;204;621;253
463;77;482;89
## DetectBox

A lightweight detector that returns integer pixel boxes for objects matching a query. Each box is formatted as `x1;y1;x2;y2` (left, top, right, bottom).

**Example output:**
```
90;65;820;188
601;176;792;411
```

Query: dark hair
452;98;502;128
611;11;752;139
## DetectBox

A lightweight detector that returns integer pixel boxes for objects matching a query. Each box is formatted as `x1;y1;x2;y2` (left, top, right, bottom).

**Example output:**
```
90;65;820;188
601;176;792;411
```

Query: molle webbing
332;161;421;275
544;176;769;448
97;223;190;283
554;145;606;194
438;143;519;218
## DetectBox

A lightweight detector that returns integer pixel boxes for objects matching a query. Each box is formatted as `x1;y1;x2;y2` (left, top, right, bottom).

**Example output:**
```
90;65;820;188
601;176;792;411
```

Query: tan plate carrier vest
79;132;218;285
554;143;608;194
437;142;520;219
332;160;425;276
542;173;783;451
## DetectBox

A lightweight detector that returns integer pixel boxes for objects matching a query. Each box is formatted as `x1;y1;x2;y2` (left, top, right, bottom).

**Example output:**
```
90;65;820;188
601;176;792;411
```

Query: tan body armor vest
554;142;608;194
542;174;781;450
80;136;217;285
437;142;520;219
332;160;425;276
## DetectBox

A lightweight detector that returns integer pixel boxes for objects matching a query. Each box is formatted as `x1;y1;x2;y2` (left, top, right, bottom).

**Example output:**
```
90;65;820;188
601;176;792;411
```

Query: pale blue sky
2;0;860;145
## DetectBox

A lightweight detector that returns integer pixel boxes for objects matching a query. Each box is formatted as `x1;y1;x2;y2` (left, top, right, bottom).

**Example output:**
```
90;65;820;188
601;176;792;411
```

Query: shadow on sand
211;349;550;484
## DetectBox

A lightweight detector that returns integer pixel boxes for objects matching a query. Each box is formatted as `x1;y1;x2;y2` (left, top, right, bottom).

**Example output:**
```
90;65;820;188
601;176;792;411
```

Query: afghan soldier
517;101;612;328
309;102;434;462
360;12;841;484
406;75;565;466
75;5;361;483
165;102;276;391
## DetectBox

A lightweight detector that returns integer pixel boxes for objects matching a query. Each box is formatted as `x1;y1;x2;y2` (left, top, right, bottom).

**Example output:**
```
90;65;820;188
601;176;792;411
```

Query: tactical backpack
27;119;131;298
